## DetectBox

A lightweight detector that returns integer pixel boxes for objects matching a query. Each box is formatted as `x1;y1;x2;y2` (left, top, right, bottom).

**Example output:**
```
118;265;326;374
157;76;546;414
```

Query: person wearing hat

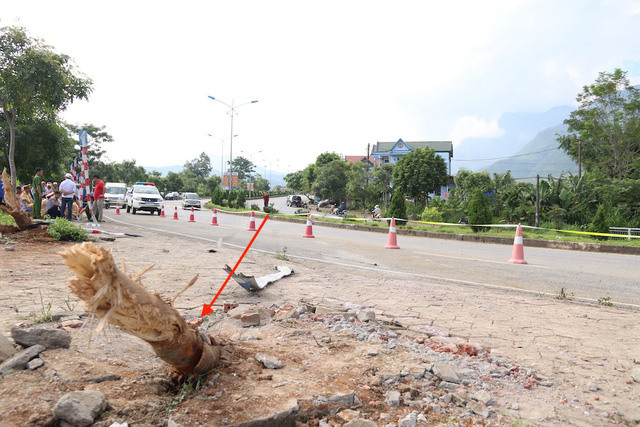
372;204;382;220
20;184;34;211
59;173;76;220
31;168;44;219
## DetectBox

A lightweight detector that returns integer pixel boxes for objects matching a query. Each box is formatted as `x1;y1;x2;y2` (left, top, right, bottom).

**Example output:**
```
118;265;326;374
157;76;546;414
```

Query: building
370;138;454;198
370;139;454;175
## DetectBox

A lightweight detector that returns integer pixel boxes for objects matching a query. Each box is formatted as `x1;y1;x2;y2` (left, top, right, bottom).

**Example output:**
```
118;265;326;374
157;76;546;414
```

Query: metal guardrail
609;227;640;240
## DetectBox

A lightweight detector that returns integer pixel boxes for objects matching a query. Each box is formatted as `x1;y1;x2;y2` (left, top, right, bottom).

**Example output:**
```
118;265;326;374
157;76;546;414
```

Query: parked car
181;192;202;210
164;191;182;200
286;195;307;208
122;182;164;215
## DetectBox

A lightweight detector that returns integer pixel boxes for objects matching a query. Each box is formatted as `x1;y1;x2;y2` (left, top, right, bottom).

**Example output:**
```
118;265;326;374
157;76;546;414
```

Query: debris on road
223;264;294;291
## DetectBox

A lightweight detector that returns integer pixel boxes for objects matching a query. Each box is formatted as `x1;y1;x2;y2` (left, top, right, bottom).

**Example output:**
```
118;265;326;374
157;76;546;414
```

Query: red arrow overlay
201;215;269;317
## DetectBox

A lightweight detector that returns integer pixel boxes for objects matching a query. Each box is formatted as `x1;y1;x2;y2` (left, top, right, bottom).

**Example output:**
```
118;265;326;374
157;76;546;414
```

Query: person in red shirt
92;174;106;222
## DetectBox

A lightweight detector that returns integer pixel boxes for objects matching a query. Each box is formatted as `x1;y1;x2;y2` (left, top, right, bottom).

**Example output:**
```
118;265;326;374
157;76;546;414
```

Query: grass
165;374;206;412
0;210;17;227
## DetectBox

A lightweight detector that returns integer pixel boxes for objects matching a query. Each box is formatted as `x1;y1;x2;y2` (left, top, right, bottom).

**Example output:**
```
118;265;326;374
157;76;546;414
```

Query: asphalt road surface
104;200;639;308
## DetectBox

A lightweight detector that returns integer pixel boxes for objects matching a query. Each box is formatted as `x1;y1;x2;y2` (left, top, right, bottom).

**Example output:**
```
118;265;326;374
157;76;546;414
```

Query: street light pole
208;96;258;190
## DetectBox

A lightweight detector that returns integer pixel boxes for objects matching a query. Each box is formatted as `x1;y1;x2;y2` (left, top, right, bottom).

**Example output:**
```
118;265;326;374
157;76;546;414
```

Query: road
104;199;640;308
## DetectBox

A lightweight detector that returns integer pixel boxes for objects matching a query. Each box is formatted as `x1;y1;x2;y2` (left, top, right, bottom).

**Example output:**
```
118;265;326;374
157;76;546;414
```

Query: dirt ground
0;223;639;426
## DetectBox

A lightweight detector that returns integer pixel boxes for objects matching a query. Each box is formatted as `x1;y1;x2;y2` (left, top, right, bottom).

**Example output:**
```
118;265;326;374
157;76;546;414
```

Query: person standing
31;168;44;219
92;174;105;222
59;173;76;220
262;192;270;209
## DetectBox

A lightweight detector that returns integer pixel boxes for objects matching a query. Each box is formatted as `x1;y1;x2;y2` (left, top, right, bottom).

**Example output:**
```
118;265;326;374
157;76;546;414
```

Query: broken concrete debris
223;264;294;291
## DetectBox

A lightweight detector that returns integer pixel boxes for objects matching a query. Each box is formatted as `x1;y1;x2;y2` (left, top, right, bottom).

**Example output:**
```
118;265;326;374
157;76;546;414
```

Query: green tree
0;26;92;186
313;160;350;201
448;169;493;208
227;156;255;181
0;117;75;183
205;175;222;196
184;152;212;181
252;174;270;192
347;162;375;208
165;171;184;192
387;188;407;219
589;203;610;240
373;163;394;208
558;69;640;180
284;170;305;191
315;152;342;167
392;148;448;207
65;123;112;165
467;189;492;232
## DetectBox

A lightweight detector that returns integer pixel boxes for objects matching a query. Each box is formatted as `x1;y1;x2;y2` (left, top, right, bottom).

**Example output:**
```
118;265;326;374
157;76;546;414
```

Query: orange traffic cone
173;206;179;220
188;207;196;222
247;211;257;231
385;218;400;249
210;208;219;226
115;202;121;215
160;204;165;218
508;224;527;264
302;214;315;238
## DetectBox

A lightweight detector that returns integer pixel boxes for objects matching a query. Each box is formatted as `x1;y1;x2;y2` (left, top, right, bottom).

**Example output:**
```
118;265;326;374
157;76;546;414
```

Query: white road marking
413;251;549;268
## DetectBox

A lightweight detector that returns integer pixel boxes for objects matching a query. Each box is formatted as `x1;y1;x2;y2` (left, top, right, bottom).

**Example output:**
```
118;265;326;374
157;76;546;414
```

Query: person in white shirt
59;173;76;220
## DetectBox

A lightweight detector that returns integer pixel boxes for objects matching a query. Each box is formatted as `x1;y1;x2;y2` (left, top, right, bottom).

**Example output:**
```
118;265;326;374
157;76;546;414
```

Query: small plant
47;218;87;242
250;203;260;211
32;292;53;324
598;296;613;306
274;246;288;261
59;295;79;312
263;206;279;214
165;374;206;413
556;287;573;300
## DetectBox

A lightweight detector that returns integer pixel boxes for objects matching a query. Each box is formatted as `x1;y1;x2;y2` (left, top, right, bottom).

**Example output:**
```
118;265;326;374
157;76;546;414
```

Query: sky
2;0;640;176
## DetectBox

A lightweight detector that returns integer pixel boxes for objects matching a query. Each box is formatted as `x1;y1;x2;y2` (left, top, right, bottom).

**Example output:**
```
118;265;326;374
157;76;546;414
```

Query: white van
104;182;127;209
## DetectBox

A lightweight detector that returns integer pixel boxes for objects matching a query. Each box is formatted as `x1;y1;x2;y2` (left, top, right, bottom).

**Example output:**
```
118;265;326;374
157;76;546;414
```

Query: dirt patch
1;226;639;426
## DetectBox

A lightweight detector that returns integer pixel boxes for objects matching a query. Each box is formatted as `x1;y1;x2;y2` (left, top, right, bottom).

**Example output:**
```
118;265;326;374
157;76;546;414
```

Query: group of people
5;167;106;222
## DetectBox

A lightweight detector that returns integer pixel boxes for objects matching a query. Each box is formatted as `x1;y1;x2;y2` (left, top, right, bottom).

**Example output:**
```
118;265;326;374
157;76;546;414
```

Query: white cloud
448;116;505;147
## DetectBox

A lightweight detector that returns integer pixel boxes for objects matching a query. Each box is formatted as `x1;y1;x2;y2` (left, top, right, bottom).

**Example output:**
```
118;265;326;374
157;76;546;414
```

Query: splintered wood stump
1;168;33;230
60;242;220;375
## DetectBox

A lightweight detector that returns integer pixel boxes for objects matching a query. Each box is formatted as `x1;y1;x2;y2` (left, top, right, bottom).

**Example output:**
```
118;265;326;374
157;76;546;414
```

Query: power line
453;147;560;162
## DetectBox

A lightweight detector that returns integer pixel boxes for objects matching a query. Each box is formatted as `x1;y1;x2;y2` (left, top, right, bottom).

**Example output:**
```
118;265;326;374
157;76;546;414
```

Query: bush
250;203;260;211
420;206;443;222
589;204;609;240
405;203;424;220
211;188;224;206
263;206;279;214
235;191;246;209
47;218;87;242
467;189;492;232
387;190;406;219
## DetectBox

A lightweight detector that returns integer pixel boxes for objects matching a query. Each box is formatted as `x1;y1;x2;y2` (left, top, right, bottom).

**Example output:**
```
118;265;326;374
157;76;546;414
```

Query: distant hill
481;124;579;180
143;165;183;176
453;105;574;173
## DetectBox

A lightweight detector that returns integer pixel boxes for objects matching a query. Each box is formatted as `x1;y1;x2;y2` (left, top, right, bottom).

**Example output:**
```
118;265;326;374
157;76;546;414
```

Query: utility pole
578;140;582;178
535;174;540;228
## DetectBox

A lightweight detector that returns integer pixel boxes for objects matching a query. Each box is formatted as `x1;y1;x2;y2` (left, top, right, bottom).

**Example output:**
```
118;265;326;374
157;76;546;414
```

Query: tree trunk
60;242;220;375
1;168;33;230
5;109;17;188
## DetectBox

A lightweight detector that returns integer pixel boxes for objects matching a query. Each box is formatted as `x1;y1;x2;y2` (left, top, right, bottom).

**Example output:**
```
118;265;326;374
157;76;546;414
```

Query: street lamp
208;96;258;190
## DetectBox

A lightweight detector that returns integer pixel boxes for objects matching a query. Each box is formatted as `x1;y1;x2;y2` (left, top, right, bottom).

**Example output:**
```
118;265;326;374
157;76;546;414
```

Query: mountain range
453;105;577;178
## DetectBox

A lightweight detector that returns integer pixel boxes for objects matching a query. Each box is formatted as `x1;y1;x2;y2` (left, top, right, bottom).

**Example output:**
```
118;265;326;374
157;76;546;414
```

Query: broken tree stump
60;242;220;375
1;168;33;231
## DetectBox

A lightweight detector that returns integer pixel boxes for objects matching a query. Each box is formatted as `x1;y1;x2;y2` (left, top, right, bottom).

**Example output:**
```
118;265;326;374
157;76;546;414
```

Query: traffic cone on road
508;224;527;264
188;207;196;222
160;204;165;218
302;214;315;238
173;206;179;220
210;208;219;226
247;211;257;231
384;218;400;249
115;202;121;215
